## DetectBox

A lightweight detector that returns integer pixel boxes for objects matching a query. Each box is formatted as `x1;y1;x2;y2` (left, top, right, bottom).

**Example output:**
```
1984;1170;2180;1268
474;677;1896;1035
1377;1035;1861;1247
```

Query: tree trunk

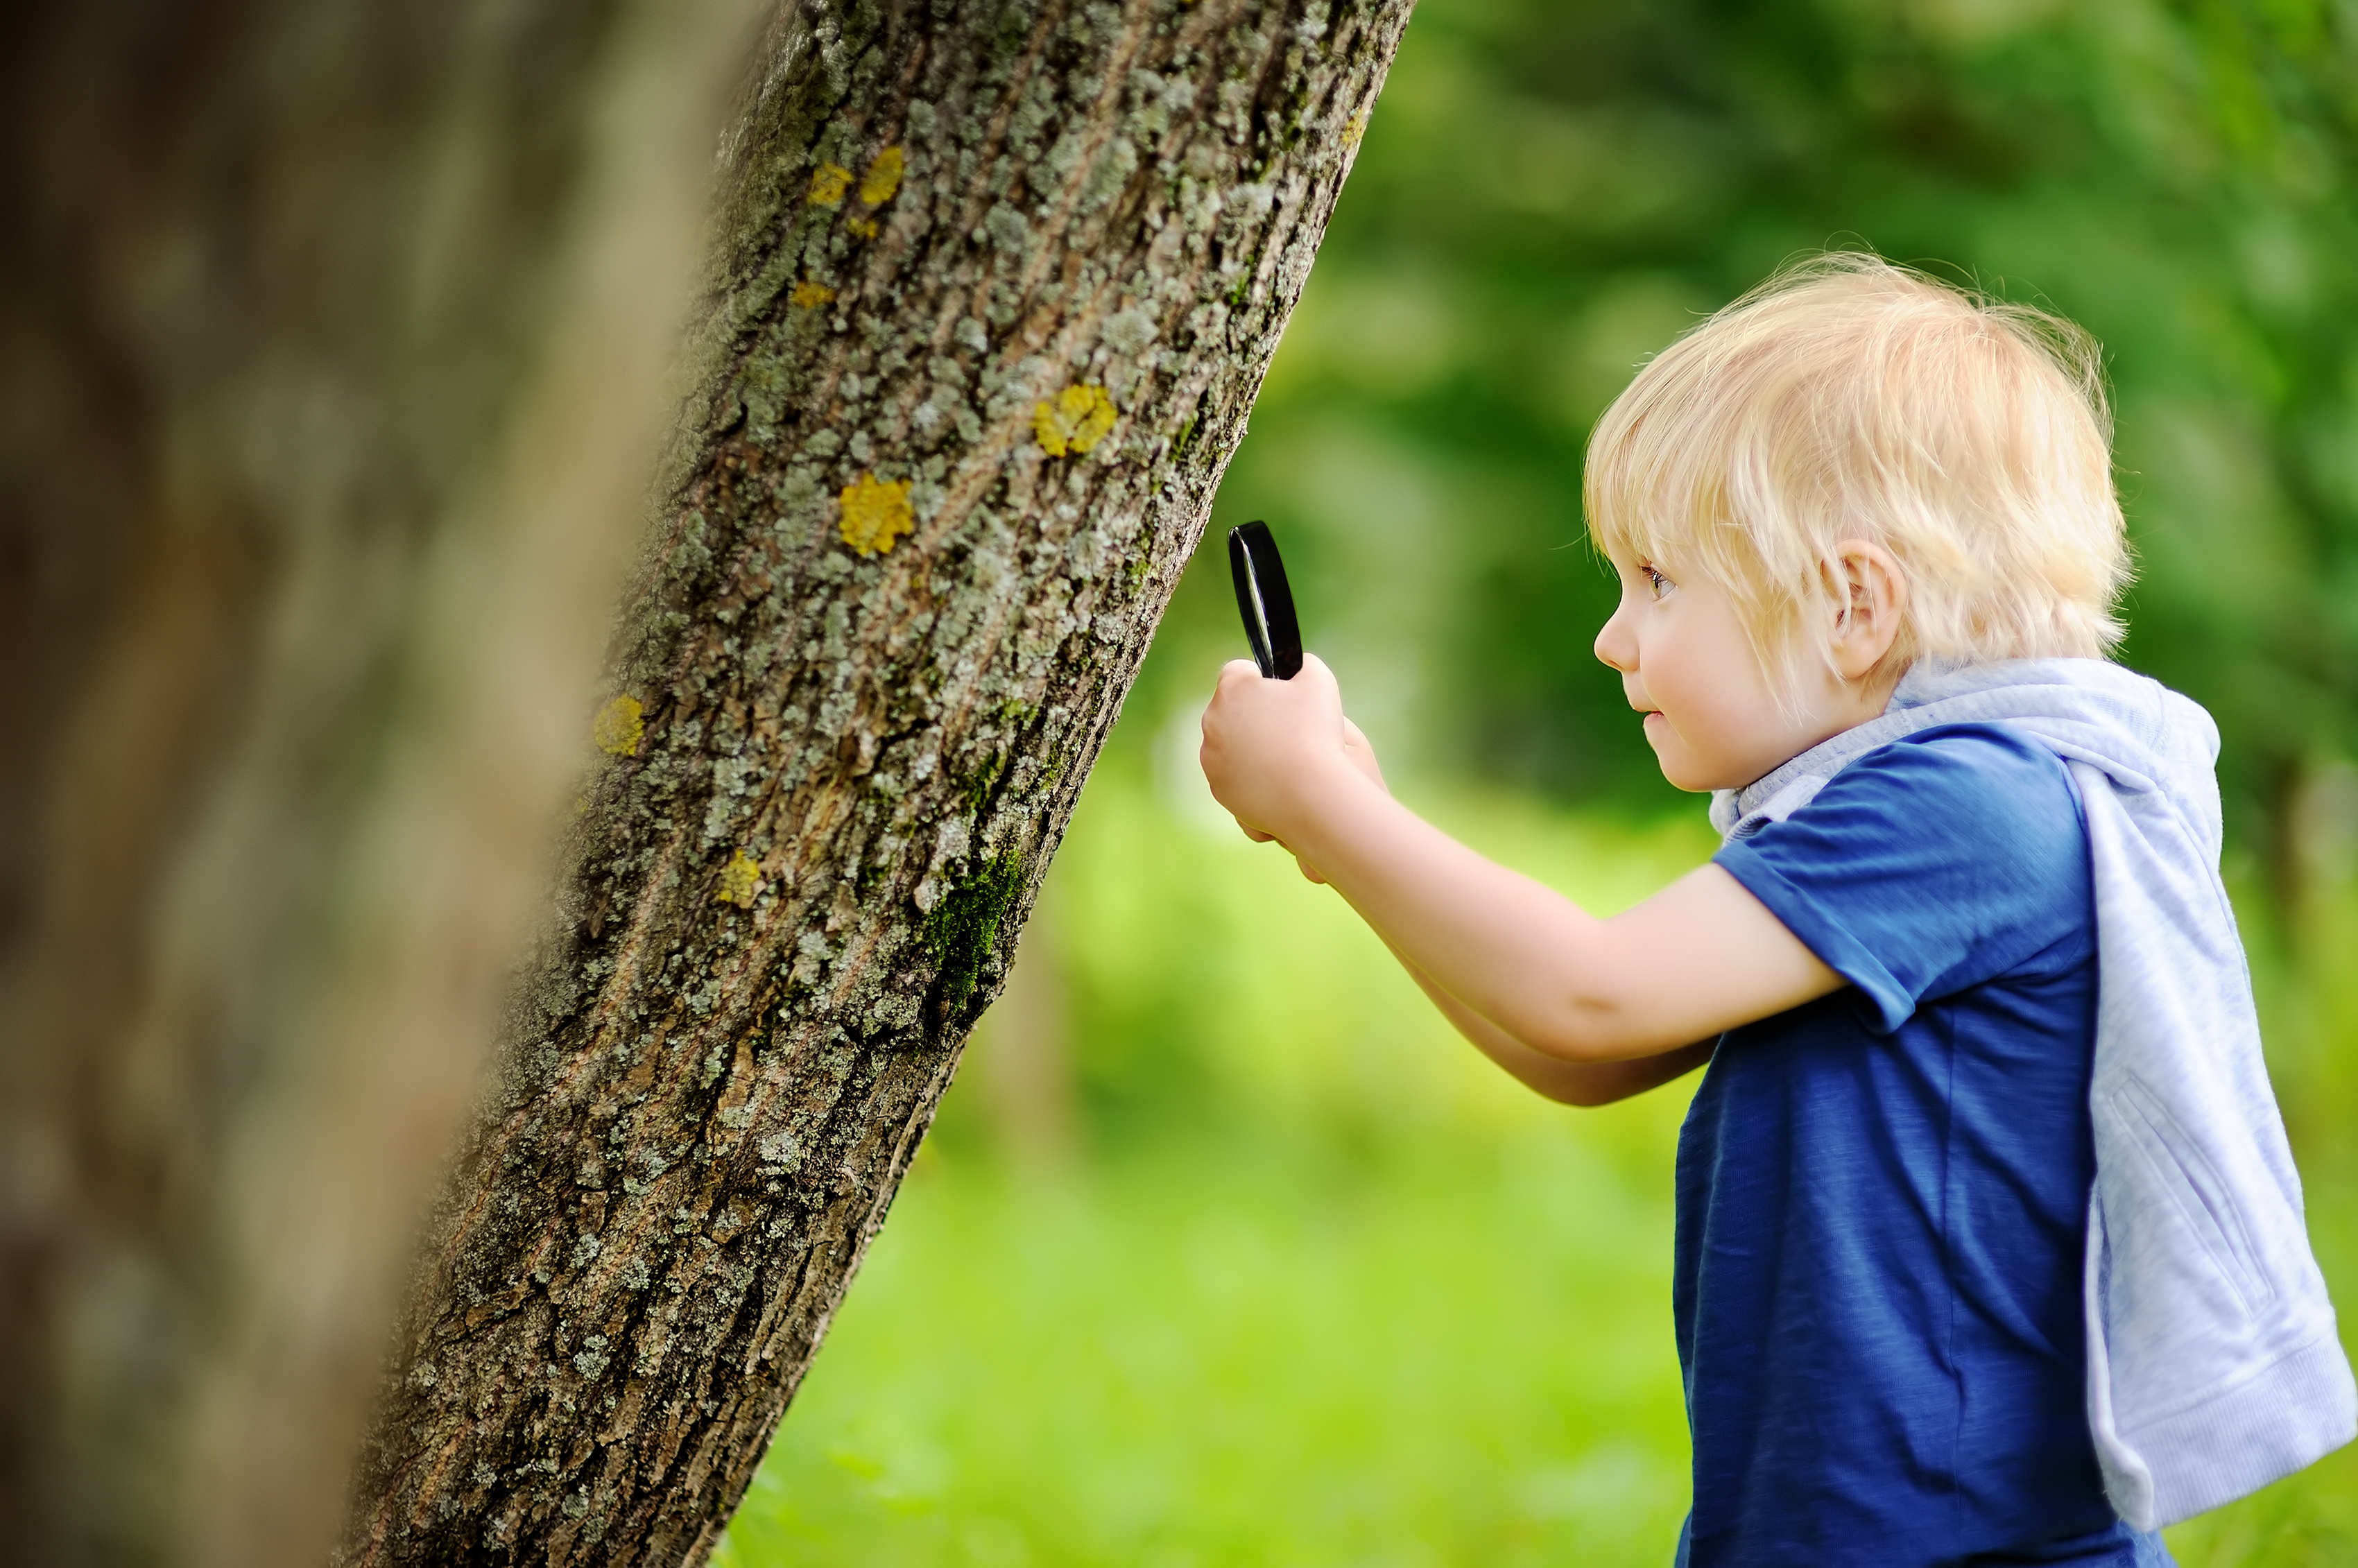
339;0;1411;1562
0;3;764;1566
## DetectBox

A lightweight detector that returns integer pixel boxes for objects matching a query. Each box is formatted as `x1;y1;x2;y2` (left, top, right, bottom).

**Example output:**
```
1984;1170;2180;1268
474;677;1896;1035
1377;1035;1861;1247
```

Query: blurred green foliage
1155;0;2358;854
718;1;2358;1562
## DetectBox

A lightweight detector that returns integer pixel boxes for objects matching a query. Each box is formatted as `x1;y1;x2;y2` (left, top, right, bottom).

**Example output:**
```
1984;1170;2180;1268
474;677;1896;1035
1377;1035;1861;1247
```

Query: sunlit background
717;1;2358;1560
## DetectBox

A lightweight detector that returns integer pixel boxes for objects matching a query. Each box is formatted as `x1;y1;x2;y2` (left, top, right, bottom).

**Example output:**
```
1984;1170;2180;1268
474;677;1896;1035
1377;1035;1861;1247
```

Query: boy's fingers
1200;661;1257;734
1298;654;1347;709
1234;820;1314;879
1214;658;1263;696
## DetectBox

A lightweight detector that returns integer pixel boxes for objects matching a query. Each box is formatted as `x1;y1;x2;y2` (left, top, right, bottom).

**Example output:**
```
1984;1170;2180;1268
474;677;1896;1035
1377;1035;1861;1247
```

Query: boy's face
1593;551;1859;793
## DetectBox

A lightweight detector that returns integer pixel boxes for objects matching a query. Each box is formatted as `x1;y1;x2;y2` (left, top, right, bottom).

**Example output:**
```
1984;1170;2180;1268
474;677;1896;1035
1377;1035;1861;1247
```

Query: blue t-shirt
1679;725;2162;1567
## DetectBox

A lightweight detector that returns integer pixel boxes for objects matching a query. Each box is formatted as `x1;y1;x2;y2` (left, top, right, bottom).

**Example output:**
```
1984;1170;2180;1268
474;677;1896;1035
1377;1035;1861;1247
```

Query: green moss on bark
922;852;1026;1017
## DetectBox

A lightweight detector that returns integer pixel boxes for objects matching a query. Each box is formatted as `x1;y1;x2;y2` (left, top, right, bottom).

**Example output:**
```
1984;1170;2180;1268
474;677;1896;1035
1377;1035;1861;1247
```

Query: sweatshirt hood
1711;657;2223;856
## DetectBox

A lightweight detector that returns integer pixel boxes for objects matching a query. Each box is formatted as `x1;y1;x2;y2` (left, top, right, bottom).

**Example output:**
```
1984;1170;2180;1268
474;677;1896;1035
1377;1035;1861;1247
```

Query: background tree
2;0;1406;1563
337;1;1411;1564
0;1;763;1563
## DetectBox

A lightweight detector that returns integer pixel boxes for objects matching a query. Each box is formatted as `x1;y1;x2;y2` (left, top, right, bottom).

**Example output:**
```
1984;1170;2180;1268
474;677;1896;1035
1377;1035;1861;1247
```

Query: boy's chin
1644;742;1720;795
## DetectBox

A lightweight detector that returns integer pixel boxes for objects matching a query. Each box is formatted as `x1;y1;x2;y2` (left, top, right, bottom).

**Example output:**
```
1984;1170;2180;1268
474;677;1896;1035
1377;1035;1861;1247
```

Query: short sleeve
1713;725;2092;1033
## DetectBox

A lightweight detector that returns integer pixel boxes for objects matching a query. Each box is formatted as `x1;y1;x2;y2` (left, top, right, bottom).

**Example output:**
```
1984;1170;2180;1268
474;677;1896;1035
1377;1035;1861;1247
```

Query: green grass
716;1134;1693;1567
716;760;2358;1567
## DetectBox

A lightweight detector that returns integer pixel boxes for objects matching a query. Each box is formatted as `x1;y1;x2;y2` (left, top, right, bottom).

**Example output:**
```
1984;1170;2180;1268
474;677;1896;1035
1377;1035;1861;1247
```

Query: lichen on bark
340;1;1414;1562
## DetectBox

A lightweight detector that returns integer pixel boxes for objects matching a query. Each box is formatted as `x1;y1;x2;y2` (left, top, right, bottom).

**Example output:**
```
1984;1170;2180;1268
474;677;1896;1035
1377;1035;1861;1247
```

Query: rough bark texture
341;0;1412;1562
0;2;760;1565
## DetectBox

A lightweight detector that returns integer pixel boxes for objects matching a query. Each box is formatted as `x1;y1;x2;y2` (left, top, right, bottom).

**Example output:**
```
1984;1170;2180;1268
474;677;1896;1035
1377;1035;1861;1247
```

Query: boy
1198;255;2354;1566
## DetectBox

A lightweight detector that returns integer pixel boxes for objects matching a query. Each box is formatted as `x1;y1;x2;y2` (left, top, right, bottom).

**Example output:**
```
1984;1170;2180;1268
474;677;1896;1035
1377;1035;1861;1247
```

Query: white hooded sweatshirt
1710;657;2355;1531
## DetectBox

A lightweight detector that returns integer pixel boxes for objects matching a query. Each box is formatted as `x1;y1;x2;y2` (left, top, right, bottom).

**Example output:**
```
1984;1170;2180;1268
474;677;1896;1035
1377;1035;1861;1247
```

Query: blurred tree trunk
0;1;764;1565
338;1;1411;1564
974;897;1079;1173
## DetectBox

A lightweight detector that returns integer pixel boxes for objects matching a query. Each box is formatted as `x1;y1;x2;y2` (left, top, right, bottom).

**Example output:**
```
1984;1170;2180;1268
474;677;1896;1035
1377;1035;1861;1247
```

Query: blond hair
1584;253;2129;699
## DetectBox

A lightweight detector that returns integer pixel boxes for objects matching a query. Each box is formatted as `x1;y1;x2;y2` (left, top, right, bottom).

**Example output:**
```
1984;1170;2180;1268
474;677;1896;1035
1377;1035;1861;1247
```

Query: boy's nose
1594;604;1637;673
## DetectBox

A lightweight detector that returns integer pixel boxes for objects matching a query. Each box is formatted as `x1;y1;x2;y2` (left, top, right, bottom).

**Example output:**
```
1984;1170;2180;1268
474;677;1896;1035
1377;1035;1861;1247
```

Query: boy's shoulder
1855;718;2082;812
1716;722;2094;1023
1780;721;2087;872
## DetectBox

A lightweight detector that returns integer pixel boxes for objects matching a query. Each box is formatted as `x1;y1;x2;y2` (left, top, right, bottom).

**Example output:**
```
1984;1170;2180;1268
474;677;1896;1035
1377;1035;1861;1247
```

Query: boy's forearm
1279;757;1674;1062
1389;942;1716;1105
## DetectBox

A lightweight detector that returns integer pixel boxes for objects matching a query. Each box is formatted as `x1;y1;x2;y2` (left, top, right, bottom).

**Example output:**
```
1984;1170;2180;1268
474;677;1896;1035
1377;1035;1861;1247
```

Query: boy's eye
1639;562;1674;601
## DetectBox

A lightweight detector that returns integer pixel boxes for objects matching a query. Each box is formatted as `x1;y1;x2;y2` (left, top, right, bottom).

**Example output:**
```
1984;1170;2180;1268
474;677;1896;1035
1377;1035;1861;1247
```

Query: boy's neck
1742;661;1909;791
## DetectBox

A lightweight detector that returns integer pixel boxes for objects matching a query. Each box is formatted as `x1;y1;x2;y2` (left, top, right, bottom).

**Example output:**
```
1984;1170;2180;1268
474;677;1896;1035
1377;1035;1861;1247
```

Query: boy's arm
1315;723;1716;1102
1201;656;1843;1065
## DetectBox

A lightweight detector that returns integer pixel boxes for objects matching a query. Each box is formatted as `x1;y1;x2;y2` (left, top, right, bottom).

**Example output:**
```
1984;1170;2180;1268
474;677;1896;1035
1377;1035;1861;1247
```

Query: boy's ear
1825;540;1907;681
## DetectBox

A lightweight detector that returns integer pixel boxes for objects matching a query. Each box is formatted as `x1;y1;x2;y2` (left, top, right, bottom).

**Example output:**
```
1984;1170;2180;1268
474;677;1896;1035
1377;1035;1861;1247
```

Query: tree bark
0;2;761;1565
340;0;1411;1562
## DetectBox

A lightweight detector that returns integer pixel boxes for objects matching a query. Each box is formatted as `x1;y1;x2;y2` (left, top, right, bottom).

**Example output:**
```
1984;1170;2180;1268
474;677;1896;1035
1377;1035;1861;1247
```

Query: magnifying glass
1227;520;1302;680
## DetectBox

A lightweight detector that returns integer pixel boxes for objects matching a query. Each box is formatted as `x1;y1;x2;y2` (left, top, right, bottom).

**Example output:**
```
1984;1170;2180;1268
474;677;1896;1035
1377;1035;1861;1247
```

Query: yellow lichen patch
859;146;904;206
846;218;879;239
592;694;644;757
1032;384;1119;457
838;474;915;555
790;280;836;308
807;162;853;207
716;852;761;907
1343;110;1369;149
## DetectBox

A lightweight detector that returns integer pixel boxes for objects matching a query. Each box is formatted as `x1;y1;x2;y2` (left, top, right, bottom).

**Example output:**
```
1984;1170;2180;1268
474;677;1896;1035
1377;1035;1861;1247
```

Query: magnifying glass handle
1227;520;1303;680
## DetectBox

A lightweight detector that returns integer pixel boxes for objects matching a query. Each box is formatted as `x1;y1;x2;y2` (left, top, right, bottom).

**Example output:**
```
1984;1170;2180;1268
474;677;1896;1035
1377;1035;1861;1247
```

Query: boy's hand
1199;655;1384;883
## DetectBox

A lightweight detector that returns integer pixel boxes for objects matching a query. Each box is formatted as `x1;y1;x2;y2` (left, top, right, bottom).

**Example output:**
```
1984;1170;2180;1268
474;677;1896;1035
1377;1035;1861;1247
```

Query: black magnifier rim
1227;520;1303;680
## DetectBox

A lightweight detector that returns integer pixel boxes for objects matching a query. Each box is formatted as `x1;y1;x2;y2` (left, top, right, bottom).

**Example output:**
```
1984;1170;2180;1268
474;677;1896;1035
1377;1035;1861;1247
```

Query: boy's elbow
1520;1055;1651;1109
1520;991;1646;1067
